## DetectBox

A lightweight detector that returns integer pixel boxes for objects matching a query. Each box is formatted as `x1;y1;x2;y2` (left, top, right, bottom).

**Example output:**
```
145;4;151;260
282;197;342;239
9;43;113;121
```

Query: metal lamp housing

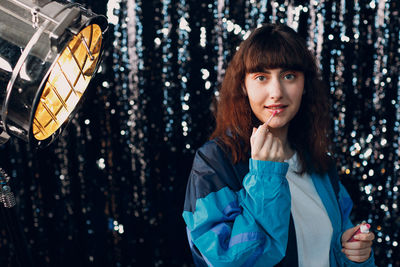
0;0;108;147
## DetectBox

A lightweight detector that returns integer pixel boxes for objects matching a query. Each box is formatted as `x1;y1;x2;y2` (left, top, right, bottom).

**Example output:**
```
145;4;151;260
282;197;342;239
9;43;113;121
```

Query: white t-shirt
285;153;333;267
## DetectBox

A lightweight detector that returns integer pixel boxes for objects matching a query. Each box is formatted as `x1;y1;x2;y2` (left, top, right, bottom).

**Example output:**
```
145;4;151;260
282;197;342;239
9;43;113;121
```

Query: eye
255;75;267;81
283;73;296;81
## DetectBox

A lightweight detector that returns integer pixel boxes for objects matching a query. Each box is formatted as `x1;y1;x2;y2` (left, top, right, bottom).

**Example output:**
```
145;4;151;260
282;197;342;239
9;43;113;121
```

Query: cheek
247;89;266;105
289;87;304;105
294;92;304;105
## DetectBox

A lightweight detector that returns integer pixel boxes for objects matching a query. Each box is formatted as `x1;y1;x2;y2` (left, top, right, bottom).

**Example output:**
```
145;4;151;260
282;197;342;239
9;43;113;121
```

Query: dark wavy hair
210;23;331;174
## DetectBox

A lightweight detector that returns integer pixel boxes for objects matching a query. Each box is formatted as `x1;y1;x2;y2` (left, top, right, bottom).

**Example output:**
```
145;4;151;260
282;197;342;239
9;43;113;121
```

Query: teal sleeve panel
338;182;354;231
183;159;290;266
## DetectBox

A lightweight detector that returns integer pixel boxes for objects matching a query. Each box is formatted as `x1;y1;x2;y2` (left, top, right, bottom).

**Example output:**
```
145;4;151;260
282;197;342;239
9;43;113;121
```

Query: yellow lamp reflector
32;24;103;140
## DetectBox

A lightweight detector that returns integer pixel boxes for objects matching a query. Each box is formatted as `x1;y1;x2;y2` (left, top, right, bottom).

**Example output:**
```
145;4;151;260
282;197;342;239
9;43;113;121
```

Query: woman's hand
250;123;285;162
341;225;375;262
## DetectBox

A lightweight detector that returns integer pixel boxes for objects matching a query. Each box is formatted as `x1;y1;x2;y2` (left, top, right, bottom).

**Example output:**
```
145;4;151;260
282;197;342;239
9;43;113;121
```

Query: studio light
0;2;108;265
0;0;108;147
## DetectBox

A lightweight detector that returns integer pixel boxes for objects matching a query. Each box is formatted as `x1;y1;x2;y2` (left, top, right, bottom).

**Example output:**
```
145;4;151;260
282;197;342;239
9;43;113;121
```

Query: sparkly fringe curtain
0;0;399;266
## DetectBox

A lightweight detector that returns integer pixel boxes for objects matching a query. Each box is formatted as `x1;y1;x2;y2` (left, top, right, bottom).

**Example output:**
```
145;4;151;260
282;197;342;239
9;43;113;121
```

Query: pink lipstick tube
347;223;370;242
265;110;277;126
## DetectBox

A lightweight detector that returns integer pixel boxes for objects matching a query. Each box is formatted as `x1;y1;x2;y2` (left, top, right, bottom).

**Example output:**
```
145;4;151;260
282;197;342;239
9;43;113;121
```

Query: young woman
182;24;375;266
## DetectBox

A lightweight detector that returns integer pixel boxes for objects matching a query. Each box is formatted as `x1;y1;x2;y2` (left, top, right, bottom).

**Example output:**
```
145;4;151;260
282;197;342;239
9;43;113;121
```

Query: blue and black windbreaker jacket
183;140;375;267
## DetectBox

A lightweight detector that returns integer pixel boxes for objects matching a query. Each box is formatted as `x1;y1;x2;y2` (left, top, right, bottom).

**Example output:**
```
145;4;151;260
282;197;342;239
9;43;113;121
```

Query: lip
264;104;288;114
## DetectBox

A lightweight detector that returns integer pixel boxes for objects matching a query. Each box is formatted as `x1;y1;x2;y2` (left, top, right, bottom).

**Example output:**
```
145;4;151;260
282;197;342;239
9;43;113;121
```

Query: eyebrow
250;68;292;74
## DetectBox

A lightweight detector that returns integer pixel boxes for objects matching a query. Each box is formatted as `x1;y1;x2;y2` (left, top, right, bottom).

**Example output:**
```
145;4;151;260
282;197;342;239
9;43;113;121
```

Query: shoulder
184;139;247;212
194;139;246;181
197;139;221;154
195;139;229;165
191;139;236;184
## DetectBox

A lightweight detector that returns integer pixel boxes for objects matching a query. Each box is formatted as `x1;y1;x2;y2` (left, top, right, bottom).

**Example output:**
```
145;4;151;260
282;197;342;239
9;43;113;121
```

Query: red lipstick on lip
265;104;286;114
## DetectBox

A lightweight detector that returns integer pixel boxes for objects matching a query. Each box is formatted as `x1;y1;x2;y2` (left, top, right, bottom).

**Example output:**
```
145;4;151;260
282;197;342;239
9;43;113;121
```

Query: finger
353;232;375;242
256;123;269;135
342;225;361;242
342;247;371;257
276;138;285;162
252;132;275;161
253;124;269;139
345;255;371;263
342;240;373;250
267;137;283;162
251;126;272;160
250;127;257;146
261;136;277;161
258;132;273;155
252;126;268;151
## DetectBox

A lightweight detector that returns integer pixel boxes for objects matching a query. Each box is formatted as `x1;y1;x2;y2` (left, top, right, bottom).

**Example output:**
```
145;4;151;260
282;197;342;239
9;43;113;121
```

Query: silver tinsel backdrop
0;0;399;266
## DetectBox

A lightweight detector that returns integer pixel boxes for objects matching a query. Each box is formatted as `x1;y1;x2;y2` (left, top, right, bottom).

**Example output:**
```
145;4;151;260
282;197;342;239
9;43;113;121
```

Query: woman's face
244;68;304;131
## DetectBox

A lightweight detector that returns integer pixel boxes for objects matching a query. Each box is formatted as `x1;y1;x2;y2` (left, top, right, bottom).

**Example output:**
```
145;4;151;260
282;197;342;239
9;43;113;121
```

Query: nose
268;77;283;100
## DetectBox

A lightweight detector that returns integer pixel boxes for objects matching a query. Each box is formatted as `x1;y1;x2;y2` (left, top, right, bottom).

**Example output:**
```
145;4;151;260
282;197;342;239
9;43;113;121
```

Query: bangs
244;30;311;74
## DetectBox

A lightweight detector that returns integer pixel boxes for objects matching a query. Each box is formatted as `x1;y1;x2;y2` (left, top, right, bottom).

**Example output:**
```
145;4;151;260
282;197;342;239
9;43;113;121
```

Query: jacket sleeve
333;182;376;267
182;148;291;266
